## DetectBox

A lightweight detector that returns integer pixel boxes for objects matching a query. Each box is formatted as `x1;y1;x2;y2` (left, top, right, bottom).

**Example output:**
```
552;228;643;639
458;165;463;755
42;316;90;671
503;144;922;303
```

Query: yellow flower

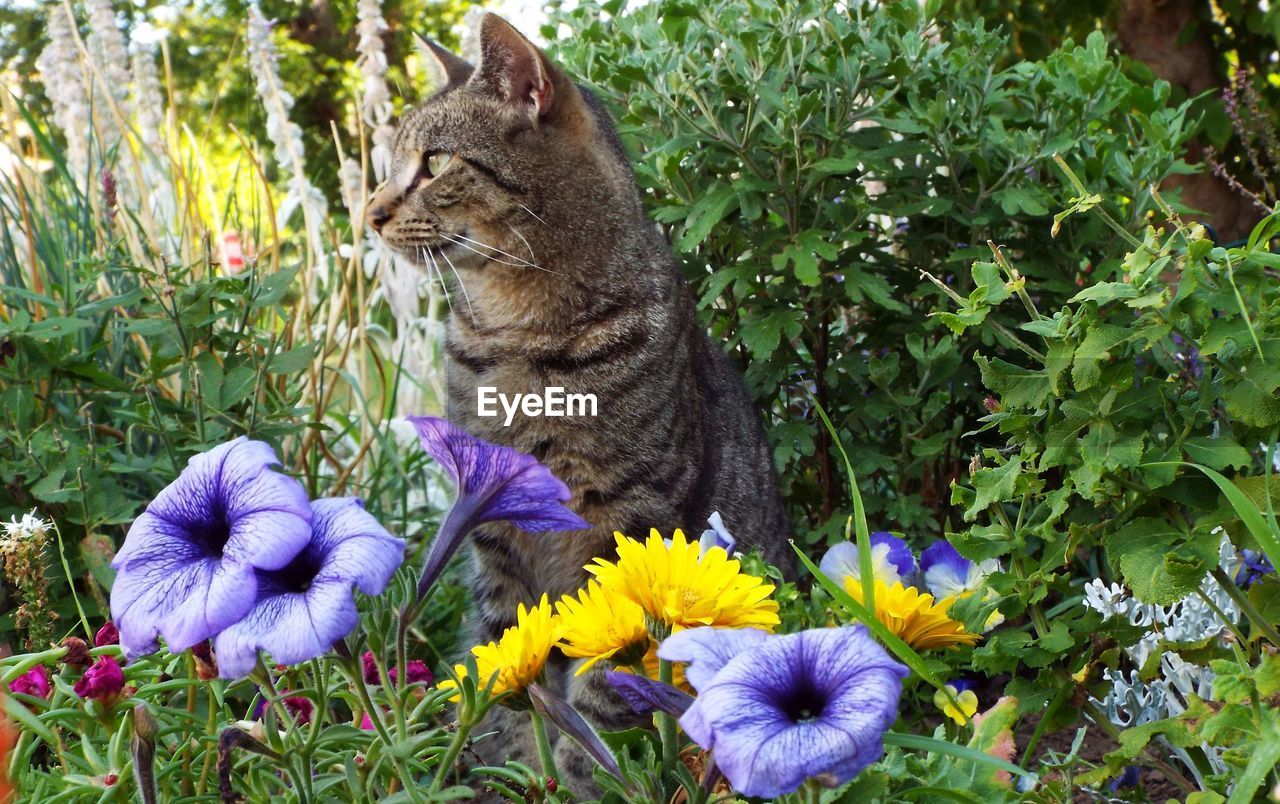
844;578;980;650
587;529;779;634
934;684;979;726
556;580;649;675
438;595;561;702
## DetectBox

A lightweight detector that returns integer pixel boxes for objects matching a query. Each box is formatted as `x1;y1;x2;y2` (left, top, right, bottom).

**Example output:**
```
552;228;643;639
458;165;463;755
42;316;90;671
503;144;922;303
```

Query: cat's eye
423;152;454;180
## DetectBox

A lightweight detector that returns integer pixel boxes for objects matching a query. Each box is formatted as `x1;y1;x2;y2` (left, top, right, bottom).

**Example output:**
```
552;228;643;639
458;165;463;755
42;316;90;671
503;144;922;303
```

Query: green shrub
550;0;1196;542
944;190;1280;795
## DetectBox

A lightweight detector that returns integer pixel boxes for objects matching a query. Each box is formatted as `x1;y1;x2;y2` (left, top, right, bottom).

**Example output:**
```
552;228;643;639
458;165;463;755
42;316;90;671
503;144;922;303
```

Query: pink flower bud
94;621;120;647
73;656;125;702
8;666;51;699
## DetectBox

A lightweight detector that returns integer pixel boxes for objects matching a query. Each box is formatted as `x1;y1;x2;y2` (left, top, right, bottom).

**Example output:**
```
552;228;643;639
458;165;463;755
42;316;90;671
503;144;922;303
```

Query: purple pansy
213;498;404;679
110;438;313;658
819;531;916;586
407;416;589;597
1235;549;1274;588
658;625;908;799
920;541;999;599
698;511;737;555
74;656;126;702
8;666;51;698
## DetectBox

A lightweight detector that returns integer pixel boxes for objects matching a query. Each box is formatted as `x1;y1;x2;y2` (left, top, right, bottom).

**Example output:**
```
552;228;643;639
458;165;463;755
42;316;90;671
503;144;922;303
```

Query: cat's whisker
518;203;548;226
421;245;455;317
438;233;533;269
438;244;475;319
444;232;561;276
447;233;540;268
505;223;547;273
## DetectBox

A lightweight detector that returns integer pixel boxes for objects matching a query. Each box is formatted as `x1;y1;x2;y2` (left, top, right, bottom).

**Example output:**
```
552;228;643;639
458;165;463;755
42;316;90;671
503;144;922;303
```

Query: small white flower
2;511;52;542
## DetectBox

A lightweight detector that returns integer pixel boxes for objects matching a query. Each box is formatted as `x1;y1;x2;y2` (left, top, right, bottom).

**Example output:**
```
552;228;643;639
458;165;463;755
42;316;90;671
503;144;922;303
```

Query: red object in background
0;699;15;802
219;232;246;273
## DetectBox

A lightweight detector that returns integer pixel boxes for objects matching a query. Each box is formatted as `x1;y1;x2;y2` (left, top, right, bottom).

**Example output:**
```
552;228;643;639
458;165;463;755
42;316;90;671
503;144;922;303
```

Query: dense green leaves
551;1;1194;538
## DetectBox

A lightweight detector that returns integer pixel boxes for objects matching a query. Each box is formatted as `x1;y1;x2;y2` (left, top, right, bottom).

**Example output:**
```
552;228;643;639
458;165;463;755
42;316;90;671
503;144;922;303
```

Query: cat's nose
368;206;393;232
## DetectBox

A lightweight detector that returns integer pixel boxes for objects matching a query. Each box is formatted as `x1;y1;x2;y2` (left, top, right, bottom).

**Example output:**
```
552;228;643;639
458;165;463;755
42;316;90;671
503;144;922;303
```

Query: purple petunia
658;625;908;798
213;498;404;679
110;438;313;658
819;531;916;586
407;416;589;597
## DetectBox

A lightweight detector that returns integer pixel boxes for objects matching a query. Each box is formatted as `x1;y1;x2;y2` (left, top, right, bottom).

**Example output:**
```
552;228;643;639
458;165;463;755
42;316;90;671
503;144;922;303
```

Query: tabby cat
368;13;790;788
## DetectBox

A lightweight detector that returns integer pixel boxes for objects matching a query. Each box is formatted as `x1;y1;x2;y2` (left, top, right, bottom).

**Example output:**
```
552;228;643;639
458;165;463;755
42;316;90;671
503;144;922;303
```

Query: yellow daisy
556;580;650;675
844;578;980;650
438;595;561;702
586;529;779;635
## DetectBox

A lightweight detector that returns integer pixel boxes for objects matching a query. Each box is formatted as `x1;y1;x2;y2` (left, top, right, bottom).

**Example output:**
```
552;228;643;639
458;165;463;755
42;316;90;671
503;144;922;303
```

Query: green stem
339;649;395;750
530;708;559;784
658;658;679;781
428;718;476;795
1212;567;1280;646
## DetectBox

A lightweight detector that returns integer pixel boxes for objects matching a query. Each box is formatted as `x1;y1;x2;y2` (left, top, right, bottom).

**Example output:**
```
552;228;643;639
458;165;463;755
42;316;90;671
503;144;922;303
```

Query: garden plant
2;0;1280;801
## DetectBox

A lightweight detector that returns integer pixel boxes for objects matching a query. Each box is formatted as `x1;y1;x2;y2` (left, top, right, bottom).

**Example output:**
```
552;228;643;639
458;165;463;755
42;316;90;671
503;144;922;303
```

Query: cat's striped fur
368;14;789;789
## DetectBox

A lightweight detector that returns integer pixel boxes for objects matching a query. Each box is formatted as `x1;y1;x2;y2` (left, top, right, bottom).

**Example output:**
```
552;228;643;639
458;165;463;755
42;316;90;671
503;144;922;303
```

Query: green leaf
1182;436;1253;471
1106;517;1213;604
677;183;739;251
1068;282;1139;304
1226;718;1280;804
1070;324;1128;391
884;731;1036;782
976;356;1051;410
1147;462;1280;595
965;457;1021;521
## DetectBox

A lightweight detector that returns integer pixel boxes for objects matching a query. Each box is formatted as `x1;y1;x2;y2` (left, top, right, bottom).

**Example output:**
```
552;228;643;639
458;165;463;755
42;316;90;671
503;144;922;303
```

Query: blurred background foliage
0;0;469;199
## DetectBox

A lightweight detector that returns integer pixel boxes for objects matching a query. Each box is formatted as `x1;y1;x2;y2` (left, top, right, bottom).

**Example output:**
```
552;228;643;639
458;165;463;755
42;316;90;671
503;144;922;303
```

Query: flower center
193;500;232;557
777;681;827;724
264;551;321;594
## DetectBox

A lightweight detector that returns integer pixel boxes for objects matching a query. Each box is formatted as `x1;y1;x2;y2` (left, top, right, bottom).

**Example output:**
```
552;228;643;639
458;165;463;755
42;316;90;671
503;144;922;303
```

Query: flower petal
408;416;588;597
820;533;916;587
657;627;771;692
604;670;694;717
214;579;358;679
308;497;404;594
111;535;258;657
920;541;976;599
675;626;907;798
699;511;737;555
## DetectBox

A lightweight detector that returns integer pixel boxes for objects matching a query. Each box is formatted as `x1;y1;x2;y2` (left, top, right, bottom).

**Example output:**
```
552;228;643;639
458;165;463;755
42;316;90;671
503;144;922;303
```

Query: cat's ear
470;14;561;120
414;34;473;92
